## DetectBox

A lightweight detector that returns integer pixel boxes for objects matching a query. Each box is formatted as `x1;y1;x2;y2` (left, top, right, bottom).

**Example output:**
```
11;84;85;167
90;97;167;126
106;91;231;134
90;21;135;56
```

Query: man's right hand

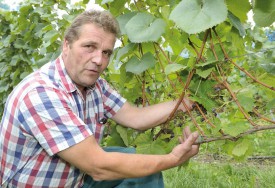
169;126;200;167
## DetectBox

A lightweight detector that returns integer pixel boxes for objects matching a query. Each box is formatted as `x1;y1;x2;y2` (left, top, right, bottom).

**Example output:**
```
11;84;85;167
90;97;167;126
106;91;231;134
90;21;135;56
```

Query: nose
92;50;103;66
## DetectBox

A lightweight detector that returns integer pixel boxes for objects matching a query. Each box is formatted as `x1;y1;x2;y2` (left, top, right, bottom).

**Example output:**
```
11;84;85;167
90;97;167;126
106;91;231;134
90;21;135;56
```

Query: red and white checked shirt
0;56;126;187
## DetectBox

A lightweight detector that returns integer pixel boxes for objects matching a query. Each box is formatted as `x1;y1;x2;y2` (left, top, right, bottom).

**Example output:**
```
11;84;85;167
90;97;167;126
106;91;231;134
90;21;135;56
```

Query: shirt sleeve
98;78;126;118
18;86;93;156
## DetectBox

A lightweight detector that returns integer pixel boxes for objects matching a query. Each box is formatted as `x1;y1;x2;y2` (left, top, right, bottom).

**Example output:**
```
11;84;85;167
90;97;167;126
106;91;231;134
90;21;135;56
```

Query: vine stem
154;42;186;86
195;125;275;144
187;31;223;132
212;27;275;91
138;44;147;107
194;103;216;128
165;30;211;135
209;30;258;127
176;29;210;111
153;41;206;135
222;76;258;127
154;50;177;90
135;75;150;106
212;66;259;127
142;72;146;107
253;108;275;124
153;42;204;135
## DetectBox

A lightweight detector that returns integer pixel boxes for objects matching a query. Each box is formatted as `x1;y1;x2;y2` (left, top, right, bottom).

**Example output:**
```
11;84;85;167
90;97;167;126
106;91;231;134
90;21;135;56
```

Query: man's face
62;23;116;92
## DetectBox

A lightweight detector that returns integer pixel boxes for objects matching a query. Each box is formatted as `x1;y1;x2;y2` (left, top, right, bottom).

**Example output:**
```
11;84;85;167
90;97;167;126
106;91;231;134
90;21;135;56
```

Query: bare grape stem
196;125;275;144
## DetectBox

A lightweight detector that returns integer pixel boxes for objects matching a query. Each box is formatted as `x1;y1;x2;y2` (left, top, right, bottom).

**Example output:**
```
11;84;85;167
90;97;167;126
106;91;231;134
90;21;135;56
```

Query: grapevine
1;0;275;157
154;28;275;144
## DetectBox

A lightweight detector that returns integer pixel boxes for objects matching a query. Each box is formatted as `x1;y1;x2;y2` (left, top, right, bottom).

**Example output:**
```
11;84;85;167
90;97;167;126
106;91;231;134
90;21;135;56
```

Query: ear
63;40;69;51
62;40;70;57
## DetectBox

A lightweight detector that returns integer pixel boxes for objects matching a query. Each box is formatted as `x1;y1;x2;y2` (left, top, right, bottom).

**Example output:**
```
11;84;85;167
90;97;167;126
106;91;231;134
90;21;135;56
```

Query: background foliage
0;0;274;160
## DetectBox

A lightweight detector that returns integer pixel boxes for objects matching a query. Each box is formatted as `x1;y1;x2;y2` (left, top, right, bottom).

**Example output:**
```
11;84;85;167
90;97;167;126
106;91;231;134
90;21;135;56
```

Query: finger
188;144;200;157
178;136;184;144
183;131;199;147
183;126;191;141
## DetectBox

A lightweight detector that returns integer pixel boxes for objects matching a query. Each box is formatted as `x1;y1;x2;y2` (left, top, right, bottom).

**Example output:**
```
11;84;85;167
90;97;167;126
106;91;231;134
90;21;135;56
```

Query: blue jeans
82;147;164;188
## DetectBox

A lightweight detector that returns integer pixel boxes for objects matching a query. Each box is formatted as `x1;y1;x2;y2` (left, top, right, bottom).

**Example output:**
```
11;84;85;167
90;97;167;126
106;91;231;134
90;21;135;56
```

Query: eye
102;50;112;58
85;44;95;52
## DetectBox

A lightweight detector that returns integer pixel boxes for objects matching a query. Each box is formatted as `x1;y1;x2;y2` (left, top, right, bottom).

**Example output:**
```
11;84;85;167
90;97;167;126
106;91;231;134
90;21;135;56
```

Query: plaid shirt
0;56;126;187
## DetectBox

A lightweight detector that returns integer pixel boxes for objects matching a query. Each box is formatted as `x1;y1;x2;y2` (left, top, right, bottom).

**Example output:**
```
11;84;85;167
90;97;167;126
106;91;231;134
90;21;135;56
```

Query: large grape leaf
116;12;137;35
226;0;251;23
125;52;156;74
169;0;228;34
253;0;275;27
125;12;166;43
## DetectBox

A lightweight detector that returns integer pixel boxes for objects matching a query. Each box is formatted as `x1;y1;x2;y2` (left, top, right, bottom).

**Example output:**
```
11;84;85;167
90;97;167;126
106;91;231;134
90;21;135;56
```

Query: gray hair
64;10;120;44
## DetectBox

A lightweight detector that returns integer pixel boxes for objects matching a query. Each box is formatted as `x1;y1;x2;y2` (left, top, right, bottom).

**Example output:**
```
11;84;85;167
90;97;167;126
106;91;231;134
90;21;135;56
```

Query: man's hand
169;126;200;166
177;97;194;112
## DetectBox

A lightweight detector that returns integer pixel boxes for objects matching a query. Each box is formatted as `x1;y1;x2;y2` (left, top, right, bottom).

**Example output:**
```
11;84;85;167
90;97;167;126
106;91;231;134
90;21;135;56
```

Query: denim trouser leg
82;146;164;188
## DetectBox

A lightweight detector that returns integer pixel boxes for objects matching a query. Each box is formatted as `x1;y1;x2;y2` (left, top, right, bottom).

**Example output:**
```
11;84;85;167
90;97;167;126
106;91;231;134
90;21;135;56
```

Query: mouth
86;69;99;74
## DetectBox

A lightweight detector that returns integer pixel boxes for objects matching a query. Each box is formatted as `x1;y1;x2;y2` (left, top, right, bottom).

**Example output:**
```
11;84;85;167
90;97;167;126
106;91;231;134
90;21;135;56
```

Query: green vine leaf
115;43;137;62
43;30;59;44
226;0;251;23
116;12;137;35
222;121;250;137
169;0;228;34
133;130;152;145
195;59;217;67
101;0;114;4
237;92;254;112
125;12;166;43
266;99;275;111
190;80;218;112
105;126;125;146
232;139;250;157
260;63;275;75
83;0;90;4
196;67;214;79
165;63;187;75
228;11;246;37
125;52;156;74
136;139;167;154
116;125;129;146
253;0;275;27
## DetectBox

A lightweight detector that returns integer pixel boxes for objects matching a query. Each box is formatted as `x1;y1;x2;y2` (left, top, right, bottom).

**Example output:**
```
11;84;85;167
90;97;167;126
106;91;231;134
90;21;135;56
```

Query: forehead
77;23;116;46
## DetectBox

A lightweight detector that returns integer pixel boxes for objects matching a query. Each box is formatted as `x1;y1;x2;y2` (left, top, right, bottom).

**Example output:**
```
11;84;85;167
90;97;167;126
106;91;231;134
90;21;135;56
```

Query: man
0;10;199;187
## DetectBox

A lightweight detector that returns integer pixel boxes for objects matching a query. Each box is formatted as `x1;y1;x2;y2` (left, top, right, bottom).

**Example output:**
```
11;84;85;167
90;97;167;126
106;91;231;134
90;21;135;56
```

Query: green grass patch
163;159;275;188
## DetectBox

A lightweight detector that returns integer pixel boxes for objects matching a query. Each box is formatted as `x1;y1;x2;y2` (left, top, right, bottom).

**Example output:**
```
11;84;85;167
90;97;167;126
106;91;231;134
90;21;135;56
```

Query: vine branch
212;27;275;91
195;125;275;144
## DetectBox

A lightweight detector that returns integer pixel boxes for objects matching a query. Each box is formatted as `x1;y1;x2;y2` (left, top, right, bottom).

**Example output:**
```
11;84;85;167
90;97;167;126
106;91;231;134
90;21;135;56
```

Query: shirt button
99;118;107;124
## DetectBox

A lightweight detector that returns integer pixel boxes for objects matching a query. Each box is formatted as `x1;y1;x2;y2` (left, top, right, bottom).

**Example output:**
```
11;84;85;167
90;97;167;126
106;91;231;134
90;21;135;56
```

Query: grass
163;157;275;188
163;131;275;187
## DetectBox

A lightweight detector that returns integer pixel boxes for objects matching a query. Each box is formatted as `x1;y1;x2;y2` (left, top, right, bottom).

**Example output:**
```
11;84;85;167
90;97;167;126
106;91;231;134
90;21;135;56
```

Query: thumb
184;131;199;146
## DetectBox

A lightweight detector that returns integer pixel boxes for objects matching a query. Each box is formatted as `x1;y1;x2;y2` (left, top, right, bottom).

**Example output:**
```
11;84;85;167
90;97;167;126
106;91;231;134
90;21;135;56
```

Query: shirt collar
55;55;97;93
55;55;77;93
